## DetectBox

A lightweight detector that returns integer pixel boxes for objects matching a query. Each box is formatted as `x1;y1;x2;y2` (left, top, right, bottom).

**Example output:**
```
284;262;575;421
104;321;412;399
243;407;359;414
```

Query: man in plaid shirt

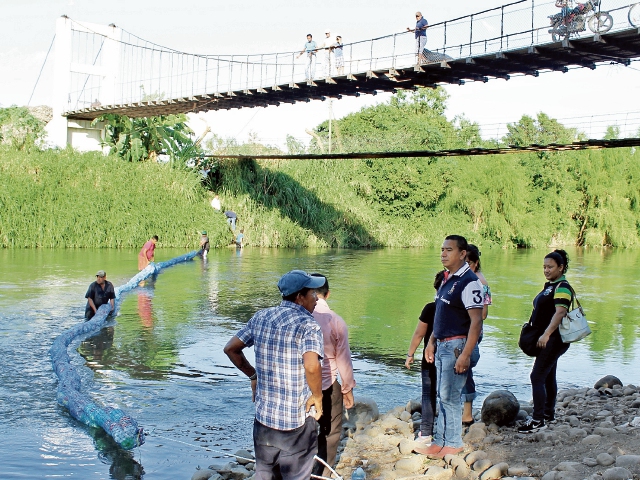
224;270;325;479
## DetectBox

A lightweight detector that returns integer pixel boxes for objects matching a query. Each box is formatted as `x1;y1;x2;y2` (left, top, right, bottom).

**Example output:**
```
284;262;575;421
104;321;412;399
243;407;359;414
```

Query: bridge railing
65;0;638;113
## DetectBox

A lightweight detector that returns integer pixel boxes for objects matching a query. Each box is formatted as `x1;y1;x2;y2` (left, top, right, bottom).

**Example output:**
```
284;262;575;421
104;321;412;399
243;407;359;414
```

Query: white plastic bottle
351;467;366;480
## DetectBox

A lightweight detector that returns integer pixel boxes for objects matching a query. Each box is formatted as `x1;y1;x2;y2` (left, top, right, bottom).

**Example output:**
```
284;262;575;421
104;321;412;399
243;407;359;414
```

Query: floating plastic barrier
50;250;200;450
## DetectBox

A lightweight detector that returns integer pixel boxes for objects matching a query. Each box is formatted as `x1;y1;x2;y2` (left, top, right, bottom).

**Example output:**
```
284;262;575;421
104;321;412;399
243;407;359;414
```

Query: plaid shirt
236;300;324;431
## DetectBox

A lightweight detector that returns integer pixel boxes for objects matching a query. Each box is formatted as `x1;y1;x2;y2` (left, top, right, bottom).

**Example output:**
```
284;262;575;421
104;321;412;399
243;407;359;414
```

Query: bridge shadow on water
222;158;377;248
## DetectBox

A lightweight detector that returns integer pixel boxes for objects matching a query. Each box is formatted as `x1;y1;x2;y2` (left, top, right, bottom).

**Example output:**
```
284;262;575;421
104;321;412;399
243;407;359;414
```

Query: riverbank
192;376;640;480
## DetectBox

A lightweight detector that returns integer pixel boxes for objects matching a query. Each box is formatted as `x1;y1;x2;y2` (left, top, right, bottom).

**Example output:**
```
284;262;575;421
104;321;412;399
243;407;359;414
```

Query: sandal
462;419;475;427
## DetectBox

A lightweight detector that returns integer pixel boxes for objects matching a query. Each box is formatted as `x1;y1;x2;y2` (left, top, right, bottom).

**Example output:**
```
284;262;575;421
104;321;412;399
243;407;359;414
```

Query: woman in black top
405;270;445;443
518;249;573;433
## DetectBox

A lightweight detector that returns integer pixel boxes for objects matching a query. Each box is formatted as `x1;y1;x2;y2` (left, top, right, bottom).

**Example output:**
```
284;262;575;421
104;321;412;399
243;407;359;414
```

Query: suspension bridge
45;0;640;149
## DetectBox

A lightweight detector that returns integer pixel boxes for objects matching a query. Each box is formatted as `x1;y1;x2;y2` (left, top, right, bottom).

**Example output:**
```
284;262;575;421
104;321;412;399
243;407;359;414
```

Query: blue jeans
421;361;437;437
226;217;236;230
530;335;569;421
434;338;468;448
461;338;481;403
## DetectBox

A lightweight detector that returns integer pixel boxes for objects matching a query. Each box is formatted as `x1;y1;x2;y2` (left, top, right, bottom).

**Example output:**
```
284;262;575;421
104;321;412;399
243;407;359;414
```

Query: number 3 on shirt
472;290;482;304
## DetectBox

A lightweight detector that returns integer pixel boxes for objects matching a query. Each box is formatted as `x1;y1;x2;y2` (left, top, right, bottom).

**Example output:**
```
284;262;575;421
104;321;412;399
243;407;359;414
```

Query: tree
93;113;196;163
604;125;620;140
0;106;45;150
503;112;580;147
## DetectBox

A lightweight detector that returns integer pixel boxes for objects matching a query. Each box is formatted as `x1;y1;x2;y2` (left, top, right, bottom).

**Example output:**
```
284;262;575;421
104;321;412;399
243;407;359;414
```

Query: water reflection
93;428;144;480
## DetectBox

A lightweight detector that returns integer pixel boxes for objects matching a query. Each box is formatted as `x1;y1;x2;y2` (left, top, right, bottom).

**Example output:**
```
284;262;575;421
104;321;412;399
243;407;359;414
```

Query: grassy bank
0;147;230;248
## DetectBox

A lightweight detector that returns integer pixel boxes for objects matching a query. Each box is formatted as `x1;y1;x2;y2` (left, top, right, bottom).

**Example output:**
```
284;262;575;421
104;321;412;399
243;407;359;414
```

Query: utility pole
328;98;333;154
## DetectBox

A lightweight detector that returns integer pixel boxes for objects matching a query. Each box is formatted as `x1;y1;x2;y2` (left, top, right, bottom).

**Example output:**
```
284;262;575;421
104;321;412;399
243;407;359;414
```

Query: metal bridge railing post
444;22;448;55
470;15;474;56
392;34;396;70
246;55;249;91
260;54;263;90
229;55;233;93
274;53;278;86
531;0;535;45
291;52;295;84
369;38;374;72
501;6;505;51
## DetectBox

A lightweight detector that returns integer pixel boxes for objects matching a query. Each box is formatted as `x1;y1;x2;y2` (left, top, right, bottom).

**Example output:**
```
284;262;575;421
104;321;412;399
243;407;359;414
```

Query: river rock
465;450;488;466
481;390;520;426
593;427;616;436
595;376;623;390
583;458;599;467
395;455;426;473
425;465;454;480
464;427;487;444
472;458;493;472
555;462;580;472
407;398;421;414
582;434;601;445
602;467;633;480
234;450;254;466
399;410;412;422
347;396;379;423
192;471;215;480
597;453;616;467
568;428;588;439
541;471;557;480
399;438;419;455
507;465;529;476
228;466;251;480
630;417;640;427
449;456;471;477
616;455;640;468
480;463;509;480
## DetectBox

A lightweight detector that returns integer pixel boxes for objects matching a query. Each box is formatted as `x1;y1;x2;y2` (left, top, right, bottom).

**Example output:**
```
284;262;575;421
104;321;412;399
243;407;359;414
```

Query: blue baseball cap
277;270;326;296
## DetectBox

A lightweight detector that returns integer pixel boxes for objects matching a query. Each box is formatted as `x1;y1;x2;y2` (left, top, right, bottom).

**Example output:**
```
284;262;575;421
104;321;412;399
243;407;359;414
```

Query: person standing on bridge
297;34;317;81
408;11;429;64
319;29;333;78
332;35;344;76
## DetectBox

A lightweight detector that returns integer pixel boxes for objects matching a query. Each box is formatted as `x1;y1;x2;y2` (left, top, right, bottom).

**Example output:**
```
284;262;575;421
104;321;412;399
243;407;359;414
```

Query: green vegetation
1;91;639;249
0;106;45;151
0;147;230;248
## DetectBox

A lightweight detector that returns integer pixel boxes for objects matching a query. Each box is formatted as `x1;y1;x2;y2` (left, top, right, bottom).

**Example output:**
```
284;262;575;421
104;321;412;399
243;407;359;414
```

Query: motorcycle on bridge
548;0;613;42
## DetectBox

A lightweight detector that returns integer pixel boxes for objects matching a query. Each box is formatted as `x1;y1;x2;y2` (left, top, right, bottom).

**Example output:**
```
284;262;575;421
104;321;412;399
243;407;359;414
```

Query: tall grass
0;147;229;248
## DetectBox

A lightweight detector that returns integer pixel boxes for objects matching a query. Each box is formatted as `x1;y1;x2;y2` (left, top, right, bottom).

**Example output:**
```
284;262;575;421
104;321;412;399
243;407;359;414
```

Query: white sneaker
415;432;433;444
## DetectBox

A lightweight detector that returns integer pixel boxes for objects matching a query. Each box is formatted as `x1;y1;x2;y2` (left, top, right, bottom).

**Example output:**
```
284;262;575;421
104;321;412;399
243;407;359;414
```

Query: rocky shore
191;376;640;480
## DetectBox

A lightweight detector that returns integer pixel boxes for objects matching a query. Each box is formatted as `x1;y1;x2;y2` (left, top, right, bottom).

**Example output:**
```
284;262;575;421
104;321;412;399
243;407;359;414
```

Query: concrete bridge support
45;16;122;151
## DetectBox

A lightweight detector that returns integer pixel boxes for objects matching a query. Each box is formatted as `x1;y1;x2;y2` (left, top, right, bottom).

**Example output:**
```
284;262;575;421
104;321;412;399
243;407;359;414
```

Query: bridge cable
27;34;56;106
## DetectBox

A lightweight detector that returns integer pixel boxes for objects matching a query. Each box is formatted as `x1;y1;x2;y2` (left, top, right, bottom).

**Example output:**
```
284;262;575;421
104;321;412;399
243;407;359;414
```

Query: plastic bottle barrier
49;250;200;449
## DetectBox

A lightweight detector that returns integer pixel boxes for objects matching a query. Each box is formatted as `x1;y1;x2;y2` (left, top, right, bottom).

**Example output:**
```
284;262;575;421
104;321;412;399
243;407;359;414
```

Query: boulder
234;450;254;466
191;471;215;480
594;376;622;390
602;467;633;480
395;455;426;473
481;390;520;426
346;396;379;424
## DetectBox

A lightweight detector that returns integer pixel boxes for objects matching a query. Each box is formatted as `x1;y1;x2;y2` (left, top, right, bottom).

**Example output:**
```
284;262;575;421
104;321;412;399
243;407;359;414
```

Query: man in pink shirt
138;235;158;270
310;273;356;477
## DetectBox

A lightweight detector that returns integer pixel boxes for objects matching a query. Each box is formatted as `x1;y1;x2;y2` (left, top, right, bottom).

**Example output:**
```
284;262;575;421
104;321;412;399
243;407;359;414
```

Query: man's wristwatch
249;373;257;381
406;353;414;358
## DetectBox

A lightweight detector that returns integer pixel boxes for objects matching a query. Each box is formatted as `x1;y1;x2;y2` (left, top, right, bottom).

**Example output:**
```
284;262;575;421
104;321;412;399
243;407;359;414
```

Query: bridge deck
66;28;640;121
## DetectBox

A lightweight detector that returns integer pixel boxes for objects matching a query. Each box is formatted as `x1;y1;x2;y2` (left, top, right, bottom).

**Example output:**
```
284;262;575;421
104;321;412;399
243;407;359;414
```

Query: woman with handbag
518;249;573;433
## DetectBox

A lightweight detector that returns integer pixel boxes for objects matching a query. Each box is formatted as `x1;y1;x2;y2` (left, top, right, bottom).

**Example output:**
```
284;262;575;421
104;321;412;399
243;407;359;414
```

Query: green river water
0;247;638;479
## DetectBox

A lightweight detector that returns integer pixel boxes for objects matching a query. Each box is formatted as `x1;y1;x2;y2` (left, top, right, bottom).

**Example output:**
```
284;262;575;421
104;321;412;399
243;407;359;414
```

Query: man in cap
84;270;116;320
320;29;333;77
224;270;326;479
407;11;429;64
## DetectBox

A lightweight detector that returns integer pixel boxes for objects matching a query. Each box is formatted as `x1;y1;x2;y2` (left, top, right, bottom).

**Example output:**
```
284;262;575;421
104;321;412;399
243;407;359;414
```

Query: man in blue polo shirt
297;34;317;81
224;270;325;480
415;235;484;459
407;11;429;64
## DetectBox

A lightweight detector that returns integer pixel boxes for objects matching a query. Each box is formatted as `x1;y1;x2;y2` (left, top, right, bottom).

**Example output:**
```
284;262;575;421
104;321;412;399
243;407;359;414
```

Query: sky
1;0;639;147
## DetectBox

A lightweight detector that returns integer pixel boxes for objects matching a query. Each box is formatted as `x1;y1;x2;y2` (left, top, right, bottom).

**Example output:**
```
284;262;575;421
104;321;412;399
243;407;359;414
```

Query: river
0;247;638;479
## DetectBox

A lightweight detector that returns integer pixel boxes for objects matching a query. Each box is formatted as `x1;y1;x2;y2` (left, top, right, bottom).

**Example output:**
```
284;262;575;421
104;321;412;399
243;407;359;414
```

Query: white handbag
559;285;591;343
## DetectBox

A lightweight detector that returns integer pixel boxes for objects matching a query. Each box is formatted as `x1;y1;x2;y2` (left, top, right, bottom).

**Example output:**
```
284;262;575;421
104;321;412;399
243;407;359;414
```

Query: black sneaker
544;414;557;424
517;417;546;433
